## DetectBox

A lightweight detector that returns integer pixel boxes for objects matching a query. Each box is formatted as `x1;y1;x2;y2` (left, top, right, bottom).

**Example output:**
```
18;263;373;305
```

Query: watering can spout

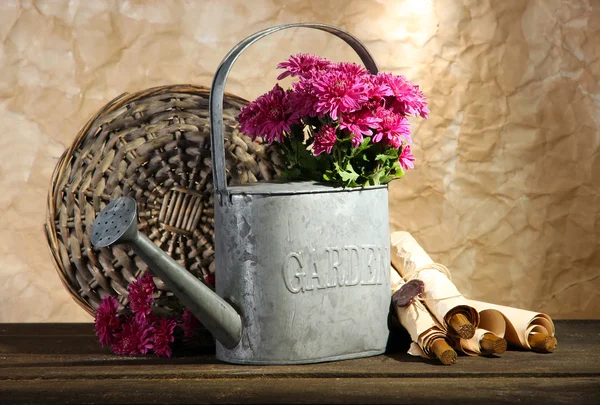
90;197;243;349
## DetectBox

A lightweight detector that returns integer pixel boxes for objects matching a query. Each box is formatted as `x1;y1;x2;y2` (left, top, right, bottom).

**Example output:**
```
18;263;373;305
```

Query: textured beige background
0;0;598;322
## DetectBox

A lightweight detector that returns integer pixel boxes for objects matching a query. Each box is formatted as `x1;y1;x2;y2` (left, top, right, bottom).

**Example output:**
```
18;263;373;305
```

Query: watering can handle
209;23;379;205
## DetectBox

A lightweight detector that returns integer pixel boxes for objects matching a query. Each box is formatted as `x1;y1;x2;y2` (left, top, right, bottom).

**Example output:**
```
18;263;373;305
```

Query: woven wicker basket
45;84;280;323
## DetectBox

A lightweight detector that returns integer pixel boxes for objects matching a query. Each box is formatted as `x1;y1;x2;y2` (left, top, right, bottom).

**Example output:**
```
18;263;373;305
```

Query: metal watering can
91;23;391;364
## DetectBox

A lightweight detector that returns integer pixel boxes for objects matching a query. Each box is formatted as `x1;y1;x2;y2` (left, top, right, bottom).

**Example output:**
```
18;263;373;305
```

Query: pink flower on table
238;84;299;144
375;72;429;118
94;296;121;347
339;108;382;147
182;308;201;338
128;273;155;318
153;318;177;358
277;53;332;80
313;70;368;120
398;144;415;170
372;108;411;147
112;314;154;355
312;125;338;156
204;272;215;288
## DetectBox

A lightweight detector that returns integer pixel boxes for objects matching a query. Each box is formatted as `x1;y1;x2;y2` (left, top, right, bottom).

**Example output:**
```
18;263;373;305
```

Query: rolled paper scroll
390;267;457;365
456;329;507;356
390;231;480;339
477;307;507;338
457;307;509;356
466;299;557;352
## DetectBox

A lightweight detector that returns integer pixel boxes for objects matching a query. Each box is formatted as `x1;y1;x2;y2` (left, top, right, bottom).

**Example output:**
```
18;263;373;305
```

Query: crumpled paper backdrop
0;0;598;322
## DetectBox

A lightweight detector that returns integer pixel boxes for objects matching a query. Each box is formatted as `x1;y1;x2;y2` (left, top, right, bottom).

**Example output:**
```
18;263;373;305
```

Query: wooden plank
0;321;598;404
1;347;599;380
0;323;94;336
1;320;598;380
1;377;599;404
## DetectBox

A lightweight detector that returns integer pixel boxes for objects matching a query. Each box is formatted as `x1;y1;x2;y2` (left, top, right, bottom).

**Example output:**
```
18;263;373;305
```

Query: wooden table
0;320;598;404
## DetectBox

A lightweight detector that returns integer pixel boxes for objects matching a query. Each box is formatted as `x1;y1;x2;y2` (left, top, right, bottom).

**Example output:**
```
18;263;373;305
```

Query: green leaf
356;137;372;152
375;153;395;162
371;170;383;185
380;175;394;184
334;161;359;185
375;146;400;162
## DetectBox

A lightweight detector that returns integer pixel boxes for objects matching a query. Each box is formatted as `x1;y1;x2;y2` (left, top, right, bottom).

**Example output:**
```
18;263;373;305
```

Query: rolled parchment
456;328;507;356
477;307;507;338
466;299;556;352
390;231;480;339
390;267;457;365
454;307;508;356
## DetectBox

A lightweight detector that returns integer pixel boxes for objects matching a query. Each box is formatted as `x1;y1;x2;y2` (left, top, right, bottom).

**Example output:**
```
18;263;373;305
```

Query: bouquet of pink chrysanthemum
94;273;206;357
238;54;428;187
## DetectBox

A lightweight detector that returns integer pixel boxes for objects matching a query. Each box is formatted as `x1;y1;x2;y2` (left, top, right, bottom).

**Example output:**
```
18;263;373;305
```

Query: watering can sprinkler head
90;196;243;349
90;197;139;248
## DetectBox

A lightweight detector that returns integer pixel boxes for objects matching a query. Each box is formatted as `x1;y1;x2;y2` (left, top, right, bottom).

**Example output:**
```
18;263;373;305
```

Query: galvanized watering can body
210;23;391;364
215;183;390;364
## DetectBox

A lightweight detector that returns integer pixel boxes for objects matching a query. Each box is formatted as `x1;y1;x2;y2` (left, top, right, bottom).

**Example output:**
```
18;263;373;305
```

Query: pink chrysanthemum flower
238;99;263;140
313;70;368;120
288;81;320;118
398;144;415;170
182;308;201;339
334;61;369;77
339;108;382;147
366;75;393;100
375;72;429;118
277;53;332;80
258;85;299;143
94;296;121;347
112;314;154;355
238;84;299;144
128;273;155;318
153;318;177;358
312;125;338;156
373;108;412;147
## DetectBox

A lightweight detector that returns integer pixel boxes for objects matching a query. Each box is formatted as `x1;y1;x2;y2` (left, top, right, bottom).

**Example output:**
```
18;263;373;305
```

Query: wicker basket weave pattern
45;85;280;318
